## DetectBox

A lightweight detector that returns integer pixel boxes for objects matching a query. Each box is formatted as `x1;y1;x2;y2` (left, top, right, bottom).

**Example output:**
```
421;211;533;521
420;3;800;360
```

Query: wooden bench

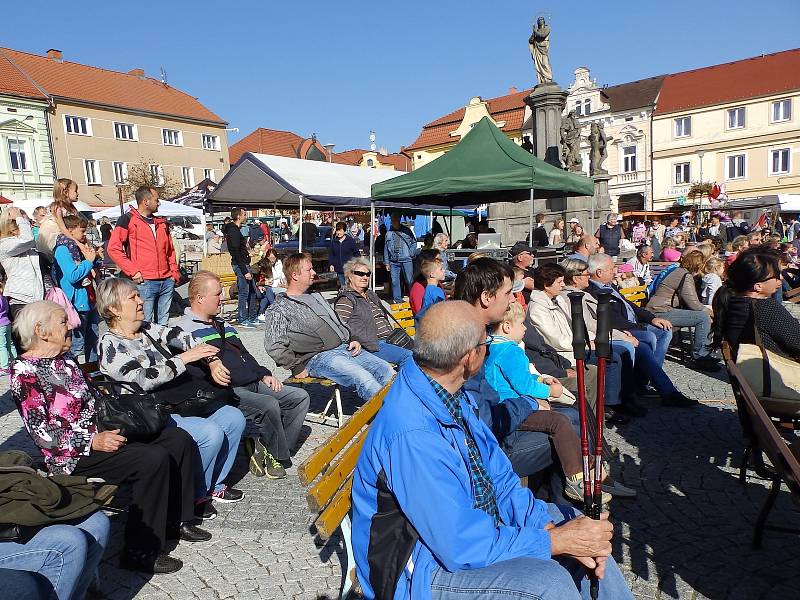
287;376;344;428
388;300;416;337
297;384;390;598
620;284;647;307
723;342;800;548
784;286;800;304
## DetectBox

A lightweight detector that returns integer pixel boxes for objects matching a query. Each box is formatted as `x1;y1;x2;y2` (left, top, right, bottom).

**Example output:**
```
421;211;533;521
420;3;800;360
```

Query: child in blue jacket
415;258;446;323
484;301;609;503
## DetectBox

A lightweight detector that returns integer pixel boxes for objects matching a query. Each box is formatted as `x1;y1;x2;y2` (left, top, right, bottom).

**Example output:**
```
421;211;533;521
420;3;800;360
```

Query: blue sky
5;1;799;154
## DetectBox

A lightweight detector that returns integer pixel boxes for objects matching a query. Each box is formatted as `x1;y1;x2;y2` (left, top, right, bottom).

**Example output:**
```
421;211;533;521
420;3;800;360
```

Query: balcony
618;172;641;183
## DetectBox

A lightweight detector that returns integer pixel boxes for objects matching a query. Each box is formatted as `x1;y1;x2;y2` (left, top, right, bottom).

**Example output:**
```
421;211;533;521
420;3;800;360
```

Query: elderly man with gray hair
433;232;456;280
595;213;625;258
352;301;633;600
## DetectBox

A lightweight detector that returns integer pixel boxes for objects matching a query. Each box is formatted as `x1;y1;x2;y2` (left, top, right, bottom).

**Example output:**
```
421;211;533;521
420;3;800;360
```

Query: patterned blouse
11;355;98;475
98;322;195;392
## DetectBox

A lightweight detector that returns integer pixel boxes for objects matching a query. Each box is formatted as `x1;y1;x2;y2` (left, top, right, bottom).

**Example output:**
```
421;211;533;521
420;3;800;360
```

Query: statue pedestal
589;174;613;234
524;84;569;166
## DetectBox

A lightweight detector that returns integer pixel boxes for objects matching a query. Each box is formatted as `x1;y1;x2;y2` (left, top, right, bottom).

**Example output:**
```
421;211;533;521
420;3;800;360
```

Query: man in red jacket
108;186;180;324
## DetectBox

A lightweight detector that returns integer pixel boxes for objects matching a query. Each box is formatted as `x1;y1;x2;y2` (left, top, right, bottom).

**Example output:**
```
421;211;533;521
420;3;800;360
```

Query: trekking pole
567;292;592;516
590;291;613;600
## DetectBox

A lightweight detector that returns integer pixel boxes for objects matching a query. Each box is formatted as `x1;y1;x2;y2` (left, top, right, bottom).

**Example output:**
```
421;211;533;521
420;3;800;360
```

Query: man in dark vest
595;213;625;258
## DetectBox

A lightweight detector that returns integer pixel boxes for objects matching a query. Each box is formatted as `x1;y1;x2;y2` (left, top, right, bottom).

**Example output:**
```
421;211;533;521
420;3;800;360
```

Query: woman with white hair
0;207;43;320
334;256;412;366
10;300;205;574
433;232;456;280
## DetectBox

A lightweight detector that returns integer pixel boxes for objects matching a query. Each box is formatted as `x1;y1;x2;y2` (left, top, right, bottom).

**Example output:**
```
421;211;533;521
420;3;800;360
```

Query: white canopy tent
9;197;96;214
209;152;406;282
92;200;203;220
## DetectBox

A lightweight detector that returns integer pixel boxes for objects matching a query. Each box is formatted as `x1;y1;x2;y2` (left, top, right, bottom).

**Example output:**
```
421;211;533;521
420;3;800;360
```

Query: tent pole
529;189;534;244
201;212;207;256
370;201;376;291
449;208;453;240
298;195;304;252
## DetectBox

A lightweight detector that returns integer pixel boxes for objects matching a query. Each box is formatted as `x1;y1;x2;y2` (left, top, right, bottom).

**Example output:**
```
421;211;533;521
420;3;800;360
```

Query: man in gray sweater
263;253;394;401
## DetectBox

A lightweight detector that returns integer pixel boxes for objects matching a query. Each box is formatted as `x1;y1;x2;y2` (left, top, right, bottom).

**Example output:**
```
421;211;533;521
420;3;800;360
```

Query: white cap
568;218;580;224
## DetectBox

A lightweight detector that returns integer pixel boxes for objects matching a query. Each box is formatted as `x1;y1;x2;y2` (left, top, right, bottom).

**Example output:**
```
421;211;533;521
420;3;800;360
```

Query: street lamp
13;115;34;200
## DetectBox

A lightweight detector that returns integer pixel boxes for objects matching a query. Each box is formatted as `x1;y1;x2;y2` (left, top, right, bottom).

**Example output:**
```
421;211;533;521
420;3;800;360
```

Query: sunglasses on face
352;270;371;277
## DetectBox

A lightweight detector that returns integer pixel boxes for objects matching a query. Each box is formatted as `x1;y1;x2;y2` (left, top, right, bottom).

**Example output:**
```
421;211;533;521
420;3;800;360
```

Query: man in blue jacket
383;212;417;303
352;301;633;600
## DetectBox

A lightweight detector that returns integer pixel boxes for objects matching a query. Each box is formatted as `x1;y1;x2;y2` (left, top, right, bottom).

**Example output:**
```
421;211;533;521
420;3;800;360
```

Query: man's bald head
414;301;485;372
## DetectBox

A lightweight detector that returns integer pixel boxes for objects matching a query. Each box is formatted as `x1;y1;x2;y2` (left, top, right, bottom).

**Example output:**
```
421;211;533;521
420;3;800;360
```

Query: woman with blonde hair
36;178;82;260
0;207;43;320
548;217;565;246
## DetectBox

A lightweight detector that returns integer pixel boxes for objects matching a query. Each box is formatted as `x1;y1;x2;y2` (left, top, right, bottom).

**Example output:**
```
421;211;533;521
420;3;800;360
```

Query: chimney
508;86;518;94
46;49;62;61
128;68;145;77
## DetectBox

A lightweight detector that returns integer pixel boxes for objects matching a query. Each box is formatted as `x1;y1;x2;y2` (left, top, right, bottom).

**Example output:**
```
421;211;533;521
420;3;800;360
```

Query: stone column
523;84;569;166
590;174;613;235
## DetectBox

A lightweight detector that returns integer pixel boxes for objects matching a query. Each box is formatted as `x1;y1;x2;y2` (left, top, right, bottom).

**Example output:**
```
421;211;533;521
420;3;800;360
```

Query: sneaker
245;437;267;477
662;391;699;407
636;384;660;397
601;477;637;498
605;408;630;425
564;475;612;505
257;314;266;322
236;320;255;329
211;485;245;503
264;451;287;479
195;499;217;521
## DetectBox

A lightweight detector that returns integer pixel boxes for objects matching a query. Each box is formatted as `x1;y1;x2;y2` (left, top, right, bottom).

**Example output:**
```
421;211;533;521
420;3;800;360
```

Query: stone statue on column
529;16;553;85
560;111;582;172
589;122;608;175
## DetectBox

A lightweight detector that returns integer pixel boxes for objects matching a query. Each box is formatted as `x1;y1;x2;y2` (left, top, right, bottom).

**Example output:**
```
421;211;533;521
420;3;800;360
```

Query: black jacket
532;226;548;247
586;280;655;331
224;222;250;272
522;321;571;377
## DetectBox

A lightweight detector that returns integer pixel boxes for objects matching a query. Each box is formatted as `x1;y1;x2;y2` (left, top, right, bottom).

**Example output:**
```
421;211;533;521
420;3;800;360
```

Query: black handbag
385;326;414;350
93;380;170;439
142;330;231;418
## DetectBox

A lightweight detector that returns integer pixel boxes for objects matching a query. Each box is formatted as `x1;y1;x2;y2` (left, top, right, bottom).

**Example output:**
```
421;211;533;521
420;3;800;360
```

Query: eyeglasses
352;270;371;277
575;270;590;277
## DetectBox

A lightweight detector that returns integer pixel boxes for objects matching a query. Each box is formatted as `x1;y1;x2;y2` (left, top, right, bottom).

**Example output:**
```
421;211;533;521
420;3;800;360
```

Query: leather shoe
662;391;699;407
179;523;212;543
605;409;630;425
692;356;721;372
619;397;648;417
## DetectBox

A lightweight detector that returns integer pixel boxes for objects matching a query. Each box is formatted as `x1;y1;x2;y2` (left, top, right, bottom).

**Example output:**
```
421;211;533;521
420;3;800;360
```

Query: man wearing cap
595;213;625;259
567;218;581;239
508;242;536;302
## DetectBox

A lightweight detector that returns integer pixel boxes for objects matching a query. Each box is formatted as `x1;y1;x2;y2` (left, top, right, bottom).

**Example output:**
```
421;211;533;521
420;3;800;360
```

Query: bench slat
392;309;414;320
297;384;389;485
314;477;353;540
306;429;368;512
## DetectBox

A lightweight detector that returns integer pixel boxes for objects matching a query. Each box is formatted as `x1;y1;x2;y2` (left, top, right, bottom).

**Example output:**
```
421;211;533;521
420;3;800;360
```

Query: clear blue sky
5;1;799;154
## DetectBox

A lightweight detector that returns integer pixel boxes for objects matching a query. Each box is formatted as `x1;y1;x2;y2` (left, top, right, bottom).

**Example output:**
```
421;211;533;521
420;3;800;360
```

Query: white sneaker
257;314;266;322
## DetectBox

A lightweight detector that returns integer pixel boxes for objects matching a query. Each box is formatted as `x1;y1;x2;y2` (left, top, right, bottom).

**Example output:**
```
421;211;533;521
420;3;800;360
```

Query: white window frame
182;166;195;189
674;162;691;185
771;99;792;123
622;146;637;173
201;134;220;151
574;100;583;116
7;138;28;172
84;159;101;185
674;116;691;138
726;107;745;130
149;164;165;186
113;122;137;141
64;115;92;136
769;147;791;175
583;98;591;115
203;168;214;181
726;153;747;180
161;128;183;146
112;161;128;185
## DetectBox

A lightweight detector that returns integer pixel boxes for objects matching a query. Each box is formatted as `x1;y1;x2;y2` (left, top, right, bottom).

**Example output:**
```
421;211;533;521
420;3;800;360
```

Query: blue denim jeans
170;405;246;497
232;265;258;323
0;511;110;600
138;277;175;325
70;309;100;363
587;348;624;407
257;287;276;315
430;503;633;600
659;308;713;359
630;325;672;366
615;339;678;397
389;260;414;303
373;340;414;367
306;343;394;401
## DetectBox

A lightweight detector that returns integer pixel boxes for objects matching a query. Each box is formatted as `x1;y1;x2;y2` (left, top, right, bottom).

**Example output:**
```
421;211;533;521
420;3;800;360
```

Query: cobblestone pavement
1;326;798;599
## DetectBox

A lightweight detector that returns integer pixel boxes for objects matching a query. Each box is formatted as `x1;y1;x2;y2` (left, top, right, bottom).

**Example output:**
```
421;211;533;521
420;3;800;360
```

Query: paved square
1;326;798;599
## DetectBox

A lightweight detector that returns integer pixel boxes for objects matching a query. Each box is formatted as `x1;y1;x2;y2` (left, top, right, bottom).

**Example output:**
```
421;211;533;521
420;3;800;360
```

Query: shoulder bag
380;304;415;350
141;329;231;417
93;379;170;440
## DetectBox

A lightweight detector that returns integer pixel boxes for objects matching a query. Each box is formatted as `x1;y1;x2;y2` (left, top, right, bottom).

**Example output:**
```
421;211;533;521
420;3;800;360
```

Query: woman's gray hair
413;301;484;371
96;277;138;325
433;233;449;248
343;256;371;279
561;257;589;283
12;301;65;351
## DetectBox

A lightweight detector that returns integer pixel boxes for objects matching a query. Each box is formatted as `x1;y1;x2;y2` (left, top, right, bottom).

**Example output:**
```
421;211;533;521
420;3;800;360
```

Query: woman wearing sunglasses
334;257;413;366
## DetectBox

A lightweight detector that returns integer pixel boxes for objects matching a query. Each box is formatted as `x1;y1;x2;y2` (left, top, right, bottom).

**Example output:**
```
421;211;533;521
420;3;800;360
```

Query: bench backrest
620;284;648;307
389;301;416;338
297;383;390;539
723;342;800;496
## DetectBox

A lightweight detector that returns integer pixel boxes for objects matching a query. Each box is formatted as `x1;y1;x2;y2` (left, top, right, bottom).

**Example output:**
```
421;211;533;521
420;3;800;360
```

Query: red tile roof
655;48;800;115
0;51;48;101
405;88;531;151
230;128;369;166
0;48;225;124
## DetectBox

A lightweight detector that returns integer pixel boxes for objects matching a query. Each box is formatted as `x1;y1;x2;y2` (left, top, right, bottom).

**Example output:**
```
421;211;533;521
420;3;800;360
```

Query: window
770;148;790;174
624;116;633;122
574;100;583;116
727;107;745;129
622;146;637;173
64;115;90;135
150;164;164;186
203;168;214;181
162;128;182;146
583;99;591;115
182;167;195;188
112;161;128;184
674;116;691;137
113;122;136;140
726;154;746;179
8;139;27;171
366;159;374;167
201;134;219;150
771;99;792;123
84;159;101;185
674;162;691;185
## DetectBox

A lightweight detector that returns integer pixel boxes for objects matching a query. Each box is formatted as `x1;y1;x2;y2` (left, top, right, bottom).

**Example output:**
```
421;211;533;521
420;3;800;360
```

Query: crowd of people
2;187;800;599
